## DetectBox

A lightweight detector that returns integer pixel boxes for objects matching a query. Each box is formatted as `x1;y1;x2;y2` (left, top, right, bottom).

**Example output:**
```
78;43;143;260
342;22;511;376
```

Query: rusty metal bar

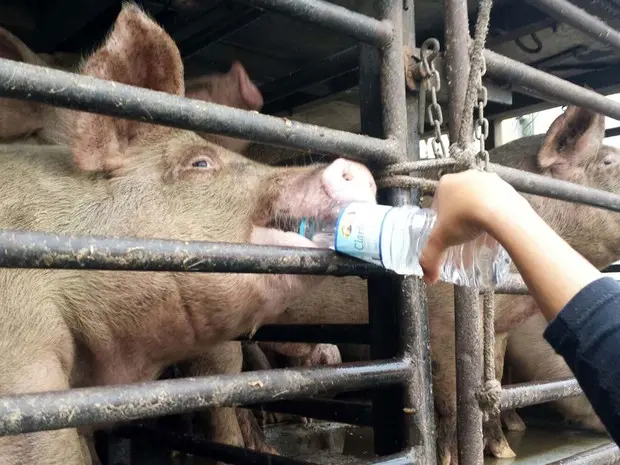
524;0;620;54
236;0;392;47
500;378;582;410
0;358;409;436
545;443;620;465
0;230;385;276
444;1;484;464
484;49;620;122
403;0;437;462
491;164;620;213
0;59;399;166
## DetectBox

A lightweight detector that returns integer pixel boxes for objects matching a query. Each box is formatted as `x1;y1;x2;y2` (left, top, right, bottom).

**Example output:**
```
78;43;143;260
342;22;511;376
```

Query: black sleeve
543;276;620;444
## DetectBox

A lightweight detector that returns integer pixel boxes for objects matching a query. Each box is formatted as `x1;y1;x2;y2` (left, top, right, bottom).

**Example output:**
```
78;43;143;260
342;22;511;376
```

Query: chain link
473;53;490;169
421;38;448;159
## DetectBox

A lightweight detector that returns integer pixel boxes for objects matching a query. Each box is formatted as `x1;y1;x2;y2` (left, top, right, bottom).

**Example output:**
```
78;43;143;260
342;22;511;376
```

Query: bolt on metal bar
484;49;620;122
0;59;399;166
500;378;582;410
546;443;620;465
525;0;620;55
0;230;386;276
0;358;409;436
236;0;393;47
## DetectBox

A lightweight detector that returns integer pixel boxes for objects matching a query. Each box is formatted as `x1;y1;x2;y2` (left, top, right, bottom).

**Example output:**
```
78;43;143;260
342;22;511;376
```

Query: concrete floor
264;420;615;465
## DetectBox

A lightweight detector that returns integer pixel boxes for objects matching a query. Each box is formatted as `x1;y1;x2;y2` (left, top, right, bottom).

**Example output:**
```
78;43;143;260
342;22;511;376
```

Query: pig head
0;4;377;465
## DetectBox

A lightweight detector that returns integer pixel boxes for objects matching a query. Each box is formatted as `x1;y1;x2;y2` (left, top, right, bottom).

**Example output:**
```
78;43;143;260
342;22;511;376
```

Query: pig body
0;5;378;465
505;312;605;433
273;106;620;465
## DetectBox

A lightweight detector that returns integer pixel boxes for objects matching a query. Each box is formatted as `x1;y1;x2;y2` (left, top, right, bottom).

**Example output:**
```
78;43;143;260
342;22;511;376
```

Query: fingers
420;230;447;285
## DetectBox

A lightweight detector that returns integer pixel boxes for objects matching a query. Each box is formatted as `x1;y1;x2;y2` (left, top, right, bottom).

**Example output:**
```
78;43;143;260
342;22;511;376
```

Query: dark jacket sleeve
543;276;620;444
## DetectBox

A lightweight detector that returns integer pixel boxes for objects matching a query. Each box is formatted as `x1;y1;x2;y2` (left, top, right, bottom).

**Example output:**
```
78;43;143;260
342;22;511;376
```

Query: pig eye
191;159;210;168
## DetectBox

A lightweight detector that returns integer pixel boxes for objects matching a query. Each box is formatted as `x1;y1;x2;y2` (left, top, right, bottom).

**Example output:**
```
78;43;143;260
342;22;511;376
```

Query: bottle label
334;203;393;266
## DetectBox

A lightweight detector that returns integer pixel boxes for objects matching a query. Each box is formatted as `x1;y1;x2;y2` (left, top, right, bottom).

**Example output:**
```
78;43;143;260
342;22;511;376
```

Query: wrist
479;192;534;241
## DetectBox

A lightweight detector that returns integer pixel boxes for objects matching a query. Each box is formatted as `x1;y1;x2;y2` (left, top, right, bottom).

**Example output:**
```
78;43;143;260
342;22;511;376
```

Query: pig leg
482;333;516;459
184;342;278;459
0;354;90;465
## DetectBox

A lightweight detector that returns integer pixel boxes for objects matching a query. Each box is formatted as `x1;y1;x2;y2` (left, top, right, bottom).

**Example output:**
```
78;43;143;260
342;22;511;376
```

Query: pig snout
322;158;377;205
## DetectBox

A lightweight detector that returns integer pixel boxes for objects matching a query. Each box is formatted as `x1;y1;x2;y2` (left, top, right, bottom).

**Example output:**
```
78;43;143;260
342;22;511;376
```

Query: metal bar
248;398;373;426
444;0;471;139
0;59;399;166
403;0;437;462
545;443;620;465
500;378;582;410
361;0;419;460
494;273;529;295
0;230;385;276
491;164;620;213
0;358;409;436
444;1;484;464
236;324;370;344
235;0;392;47
524;0;620;54
484;49;620;122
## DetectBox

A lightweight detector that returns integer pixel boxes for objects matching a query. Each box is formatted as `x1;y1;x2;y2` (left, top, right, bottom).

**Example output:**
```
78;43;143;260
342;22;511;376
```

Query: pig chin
250;226;317;248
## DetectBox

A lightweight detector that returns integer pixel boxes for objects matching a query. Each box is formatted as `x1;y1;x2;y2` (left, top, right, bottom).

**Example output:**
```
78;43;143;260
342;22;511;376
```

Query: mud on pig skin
0;4;378;465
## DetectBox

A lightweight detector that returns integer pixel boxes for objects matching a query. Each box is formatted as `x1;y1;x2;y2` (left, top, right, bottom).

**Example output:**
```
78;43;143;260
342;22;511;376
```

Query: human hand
419;169;525;285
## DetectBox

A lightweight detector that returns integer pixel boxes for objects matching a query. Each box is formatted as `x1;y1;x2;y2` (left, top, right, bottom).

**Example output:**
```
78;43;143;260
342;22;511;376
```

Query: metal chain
421;38;448;159
473;53;490;168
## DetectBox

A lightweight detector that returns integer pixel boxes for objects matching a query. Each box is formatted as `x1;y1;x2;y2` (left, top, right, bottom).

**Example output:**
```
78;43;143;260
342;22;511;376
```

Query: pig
0;4;378;465
504;312;606;433
269;104;620;465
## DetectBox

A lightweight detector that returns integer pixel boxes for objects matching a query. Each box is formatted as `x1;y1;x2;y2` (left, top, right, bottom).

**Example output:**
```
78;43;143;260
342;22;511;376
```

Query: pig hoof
484;417;516;459
502;409;527;432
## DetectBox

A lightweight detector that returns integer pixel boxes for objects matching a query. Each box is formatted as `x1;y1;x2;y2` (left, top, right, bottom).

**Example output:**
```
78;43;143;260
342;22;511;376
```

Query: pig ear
227;61;263;111
70;3;184;172
538;106;605;176
0;27;46;66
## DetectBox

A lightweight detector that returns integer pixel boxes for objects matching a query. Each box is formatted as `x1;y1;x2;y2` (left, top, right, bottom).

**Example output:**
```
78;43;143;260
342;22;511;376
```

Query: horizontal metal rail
501;378;582;410
0;59;399;166
491;164;620;213
0;230;385;276
485;49;620;122
236;0;392;47
524;0;620;54
0;358;409;436
546;443;620;465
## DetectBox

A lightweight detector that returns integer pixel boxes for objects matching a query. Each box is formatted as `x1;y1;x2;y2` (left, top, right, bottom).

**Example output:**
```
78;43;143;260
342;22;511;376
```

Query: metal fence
0;0;619;464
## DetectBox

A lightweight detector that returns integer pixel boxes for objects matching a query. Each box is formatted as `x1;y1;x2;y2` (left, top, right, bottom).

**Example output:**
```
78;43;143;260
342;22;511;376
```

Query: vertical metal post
444;1;485;464
361;0;424;460
403;1;437;463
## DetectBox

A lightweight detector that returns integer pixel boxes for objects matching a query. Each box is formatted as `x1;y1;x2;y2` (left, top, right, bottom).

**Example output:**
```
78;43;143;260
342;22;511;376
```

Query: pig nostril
343;172;353;182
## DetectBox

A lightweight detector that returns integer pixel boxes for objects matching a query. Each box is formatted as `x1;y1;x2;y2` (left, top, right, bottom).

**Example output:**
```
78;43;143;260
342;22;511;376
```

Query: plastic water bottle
297;202;511;289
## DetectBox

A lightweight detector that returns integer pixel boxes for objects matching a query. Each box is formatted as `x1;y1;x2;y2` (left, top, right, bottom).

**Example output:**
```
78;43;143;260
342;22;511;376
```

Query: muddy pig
0;4;378;465
268;105;620;465
503;311;606;433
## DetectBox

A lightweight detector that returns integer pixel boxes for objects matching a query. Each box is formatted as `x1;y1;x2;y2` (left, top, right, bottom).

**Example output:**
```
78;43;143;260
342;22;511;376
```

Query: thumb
420;232;447;285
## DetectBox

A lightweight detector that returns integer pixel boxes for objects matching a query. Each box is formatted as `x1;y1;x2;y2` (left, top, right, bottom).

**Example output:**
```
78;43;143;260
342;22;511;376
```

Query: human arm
420;169;620;443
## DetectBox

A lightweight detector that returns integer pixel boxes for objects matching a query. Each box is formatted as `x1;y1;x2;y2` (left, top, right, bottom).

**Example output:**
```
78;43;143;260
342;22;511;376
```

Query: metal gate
0;0;618;464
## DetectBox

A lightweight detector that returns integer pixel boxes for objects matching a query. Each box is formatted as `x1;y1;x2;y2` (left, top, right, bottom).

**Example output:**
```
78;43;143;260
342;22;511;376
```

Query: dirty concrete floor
263;420;615;465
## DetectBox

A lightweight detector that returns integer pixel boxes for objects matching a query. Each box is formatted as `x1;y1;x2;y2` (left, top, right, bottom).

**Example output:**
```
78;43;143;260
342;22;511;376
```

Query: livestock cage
1;0;620;464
